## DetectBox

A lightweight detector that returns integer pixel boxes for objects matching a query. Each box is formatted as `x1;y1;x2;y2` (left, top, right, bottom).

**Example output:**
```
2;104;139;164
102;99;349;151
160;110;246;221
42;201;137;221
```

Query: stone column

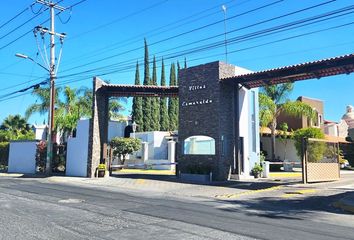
87;77;109;178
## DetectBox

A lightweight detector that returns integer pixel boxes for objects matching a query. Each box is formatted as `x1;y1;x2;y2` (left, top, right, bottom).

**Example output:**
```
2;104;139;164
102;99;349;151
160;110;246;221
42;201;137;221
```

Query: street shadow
110;171;298;191
215;191;354;219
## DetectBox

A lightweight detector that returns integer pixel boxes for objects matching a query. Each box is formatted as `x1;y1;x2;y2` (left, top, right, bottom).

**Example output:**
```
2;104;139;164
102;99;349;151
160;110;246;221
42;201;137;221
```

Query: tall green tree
151;56;160;130
184;57;187;69
26;86;125;141
0;114;34;140
25;87;61;120
159;58;169;131
142;38;153;131
131;61;143;131
168;63;178;131
259;83;316;161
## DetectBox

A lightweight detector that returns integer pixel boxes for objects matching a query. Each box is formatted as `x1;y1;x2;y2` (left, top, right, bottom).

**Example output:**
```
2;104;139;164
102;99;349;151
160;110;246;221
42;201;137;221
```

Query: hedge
0;142;9;169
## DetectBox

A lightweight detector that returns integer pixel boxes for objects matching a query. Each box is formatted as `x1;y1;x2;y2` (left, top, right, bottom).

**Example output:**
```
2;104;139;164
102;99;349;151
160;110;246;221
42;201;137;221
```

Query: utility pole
35;0;67;175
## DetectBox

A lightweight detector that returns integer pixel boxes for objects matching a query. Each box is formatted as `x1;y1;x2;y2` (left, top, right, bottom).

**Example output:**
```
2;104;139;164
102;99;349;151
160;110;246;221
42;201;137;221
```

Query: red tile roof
221;53;354;89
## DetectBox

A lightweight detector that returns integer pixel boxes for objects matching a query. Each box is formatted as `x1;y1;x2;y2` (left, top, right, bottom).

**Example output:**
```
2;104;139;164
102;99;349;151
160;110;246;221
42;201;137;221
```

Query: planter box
180;173;212;183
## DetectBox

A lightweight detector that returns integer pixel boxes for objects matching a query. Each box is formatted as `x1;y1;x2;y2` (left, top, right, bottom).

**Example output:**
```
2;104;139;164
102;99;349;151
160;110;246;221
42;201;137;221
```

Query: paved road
0;177;353;240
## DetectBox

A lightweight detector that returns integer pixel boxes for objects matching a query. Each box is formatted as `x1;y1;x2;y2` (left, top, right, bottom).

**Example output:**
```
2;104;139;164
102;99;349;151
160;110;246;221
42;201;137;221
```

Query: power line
68;0;169;41
55;20;354;85
62;0;243;65
2;2;353;99
56;3;353;80
0;0;87;51
60;0;284;74
0;3;32;30
0;6;48;41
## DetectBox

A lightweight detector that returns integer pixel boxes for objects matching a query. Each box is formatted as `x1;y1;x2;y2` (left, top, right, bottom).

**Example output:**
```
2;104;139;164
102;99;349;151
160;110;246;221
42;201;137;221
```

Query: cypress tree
184;57;187;69
159;58;169;131
168;63;178;131
132;61;143;131
151;56;160;130
142;38;152;131
177;61;180;85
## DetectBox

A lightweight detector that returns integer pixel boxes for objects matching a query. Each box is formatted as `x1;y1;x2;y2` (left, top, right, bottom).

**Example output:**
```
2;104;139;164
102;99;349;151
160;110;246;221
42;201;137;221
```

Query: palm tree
0;114;27;133
259;83;316;161
0;114;33;140
25;86;127;141
25;87;61;120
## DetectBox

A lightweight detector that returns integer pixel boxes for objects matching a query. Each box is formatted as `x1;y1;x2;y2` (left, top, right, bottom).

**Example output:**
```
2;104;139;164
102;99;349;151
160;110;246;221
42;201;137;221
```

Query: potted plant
97;164;106;178
251;163;263;178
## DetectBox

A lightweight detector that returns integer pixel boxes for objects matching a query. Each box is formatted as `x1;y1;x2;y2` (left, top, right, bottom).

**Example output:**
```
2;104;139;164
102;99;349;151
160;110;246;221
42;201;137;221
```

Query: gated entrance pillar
87;77;109;178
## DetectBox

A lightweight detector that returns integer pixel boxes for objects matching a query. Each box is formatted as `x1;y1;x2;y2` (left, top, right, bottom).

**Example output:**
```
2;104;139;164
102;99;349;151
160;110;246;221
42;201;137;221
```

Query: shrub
251;163;263;177
110;137;141;165
293;128;325;162
0;142;9;170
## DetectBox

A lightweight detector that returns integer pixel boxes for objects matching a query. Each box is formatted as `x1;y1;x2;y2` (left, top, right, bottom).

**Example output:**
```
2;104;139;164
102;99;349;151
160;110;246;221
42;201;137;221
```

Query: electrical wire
61;0;284;74
0;6;49;41
62;0;243;65
1;1;352;101
0;3;33;30
56;4;354;80
0;0;87;51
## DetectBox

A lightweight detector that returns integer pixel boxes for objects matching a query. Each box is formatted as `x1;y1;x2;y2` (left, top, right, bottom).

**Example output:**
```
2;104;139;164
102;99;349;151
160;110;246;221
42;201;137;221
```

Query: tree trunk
270;119;277;162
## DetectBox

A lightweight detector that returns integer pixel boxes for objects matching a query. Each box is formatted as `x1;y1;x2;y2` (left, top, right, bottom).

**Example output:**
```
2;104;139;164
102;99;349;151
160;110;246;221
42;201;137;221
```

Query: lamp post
132;121;137;139
15;53;49;72
16;52;53;175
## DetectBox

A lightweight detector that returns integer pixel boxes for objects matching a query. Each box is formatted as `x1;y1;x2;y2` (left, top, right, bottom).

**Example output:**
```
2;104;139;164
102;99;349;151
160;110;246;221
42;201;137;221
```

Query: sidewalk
1;170;353;210
333;192;354;214
47;173;289;200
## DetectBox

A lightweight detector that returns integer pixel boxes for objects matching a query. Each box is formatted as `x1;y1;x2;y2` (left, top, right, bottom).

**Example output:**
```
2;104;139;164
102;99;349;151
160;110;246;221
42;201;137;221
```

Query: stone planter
180;173;212;183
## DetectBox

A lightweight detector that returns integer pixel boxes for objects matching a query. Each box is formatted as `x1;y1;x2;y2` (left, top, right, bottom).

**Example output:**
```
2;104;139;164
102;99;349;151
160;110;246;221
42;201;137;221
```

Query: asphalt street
0;176;353;240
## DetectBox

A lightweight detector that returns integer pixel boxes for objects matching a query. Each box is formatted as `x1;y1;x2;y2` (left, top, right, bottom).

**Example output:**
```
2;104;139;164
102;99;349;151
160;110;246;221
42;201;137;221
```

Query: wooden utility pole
35;0;67;174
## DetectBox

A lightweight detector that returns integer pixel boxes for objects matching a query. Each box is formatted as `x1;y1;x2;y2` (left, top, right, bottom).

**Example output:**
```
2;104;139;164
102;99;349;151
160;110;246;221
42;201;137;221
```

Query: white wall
66;119;89;177
132;131;171;160
8;141;37;174
108;121;127;141
261;136;299;164
234;66;260;176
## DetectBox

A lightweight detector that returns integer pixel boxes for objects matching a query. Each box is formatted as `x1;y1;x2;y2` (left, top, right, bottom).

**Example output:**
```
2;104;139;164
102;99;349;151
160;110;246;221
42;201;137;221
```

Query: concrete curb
333;196;354;214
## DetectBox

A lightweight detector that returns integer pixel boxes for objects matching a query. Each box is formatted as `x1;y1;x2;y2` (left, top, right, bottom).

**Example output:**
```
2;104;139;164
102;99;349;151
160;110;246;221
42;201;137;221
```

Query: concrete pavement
1;170;354;214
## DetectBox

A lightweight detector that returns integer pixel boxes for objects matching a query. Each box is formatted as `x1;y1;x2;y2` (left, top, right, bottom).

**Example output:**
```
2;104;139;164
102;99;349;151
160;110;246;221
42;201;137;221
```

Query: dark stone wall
87;77;109;178
178;61;236;181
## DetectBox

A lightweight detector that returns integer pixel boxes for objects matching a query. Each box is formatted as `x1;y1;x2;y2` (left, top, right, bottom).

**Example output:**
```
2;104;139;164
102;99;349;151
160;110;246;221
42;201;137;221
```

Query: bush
110;137;141;165
293;128;325;162
0;142;9;170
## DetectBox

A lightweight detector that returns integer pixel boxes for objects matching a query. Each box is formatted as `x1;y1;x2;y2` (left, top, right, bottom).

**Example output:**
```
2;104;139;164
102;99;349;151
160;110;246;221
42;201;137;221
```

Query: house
261;96;349;170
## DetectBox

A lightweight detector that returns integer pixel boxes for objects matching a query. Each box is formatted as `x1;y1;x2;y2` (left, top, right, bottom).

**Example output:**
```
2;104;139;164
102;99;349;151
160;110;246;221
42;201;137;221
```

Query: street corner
333;193;354;214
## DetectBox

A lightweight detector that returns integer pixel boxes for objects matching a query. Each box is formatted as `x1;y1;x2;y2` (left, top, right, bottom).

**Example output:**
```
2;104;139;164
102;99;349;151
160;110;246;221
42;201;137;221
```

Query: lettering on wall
182;84;213;107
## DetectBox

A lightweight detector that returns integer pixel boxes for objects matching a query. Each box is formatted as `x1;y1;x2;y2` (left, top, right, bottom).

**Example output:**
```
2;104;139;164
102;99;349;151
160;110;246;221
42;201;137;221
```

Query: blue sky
0;0;353;124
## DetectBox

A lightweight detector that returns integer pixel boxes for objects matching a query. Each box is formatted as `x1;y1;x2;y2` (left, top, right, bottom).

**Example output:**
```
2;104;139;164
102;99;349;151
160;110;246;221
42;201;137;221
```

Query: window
184;136;215;155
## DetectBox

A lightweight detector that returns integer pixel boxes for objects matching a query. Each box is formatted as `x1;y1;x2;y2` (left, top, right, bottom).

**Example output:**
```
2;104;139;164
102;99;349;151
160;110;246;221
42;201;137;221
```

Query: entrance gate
88;53;354;180
302;138;340;184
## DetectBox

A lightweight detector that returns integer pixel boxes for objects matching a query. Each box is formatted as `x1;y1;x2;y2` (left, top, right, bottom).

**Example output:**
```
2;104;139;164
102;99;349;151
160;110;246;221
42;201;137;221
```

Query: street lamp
132;121;137;138
15;52;54;175
15;53;49;71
